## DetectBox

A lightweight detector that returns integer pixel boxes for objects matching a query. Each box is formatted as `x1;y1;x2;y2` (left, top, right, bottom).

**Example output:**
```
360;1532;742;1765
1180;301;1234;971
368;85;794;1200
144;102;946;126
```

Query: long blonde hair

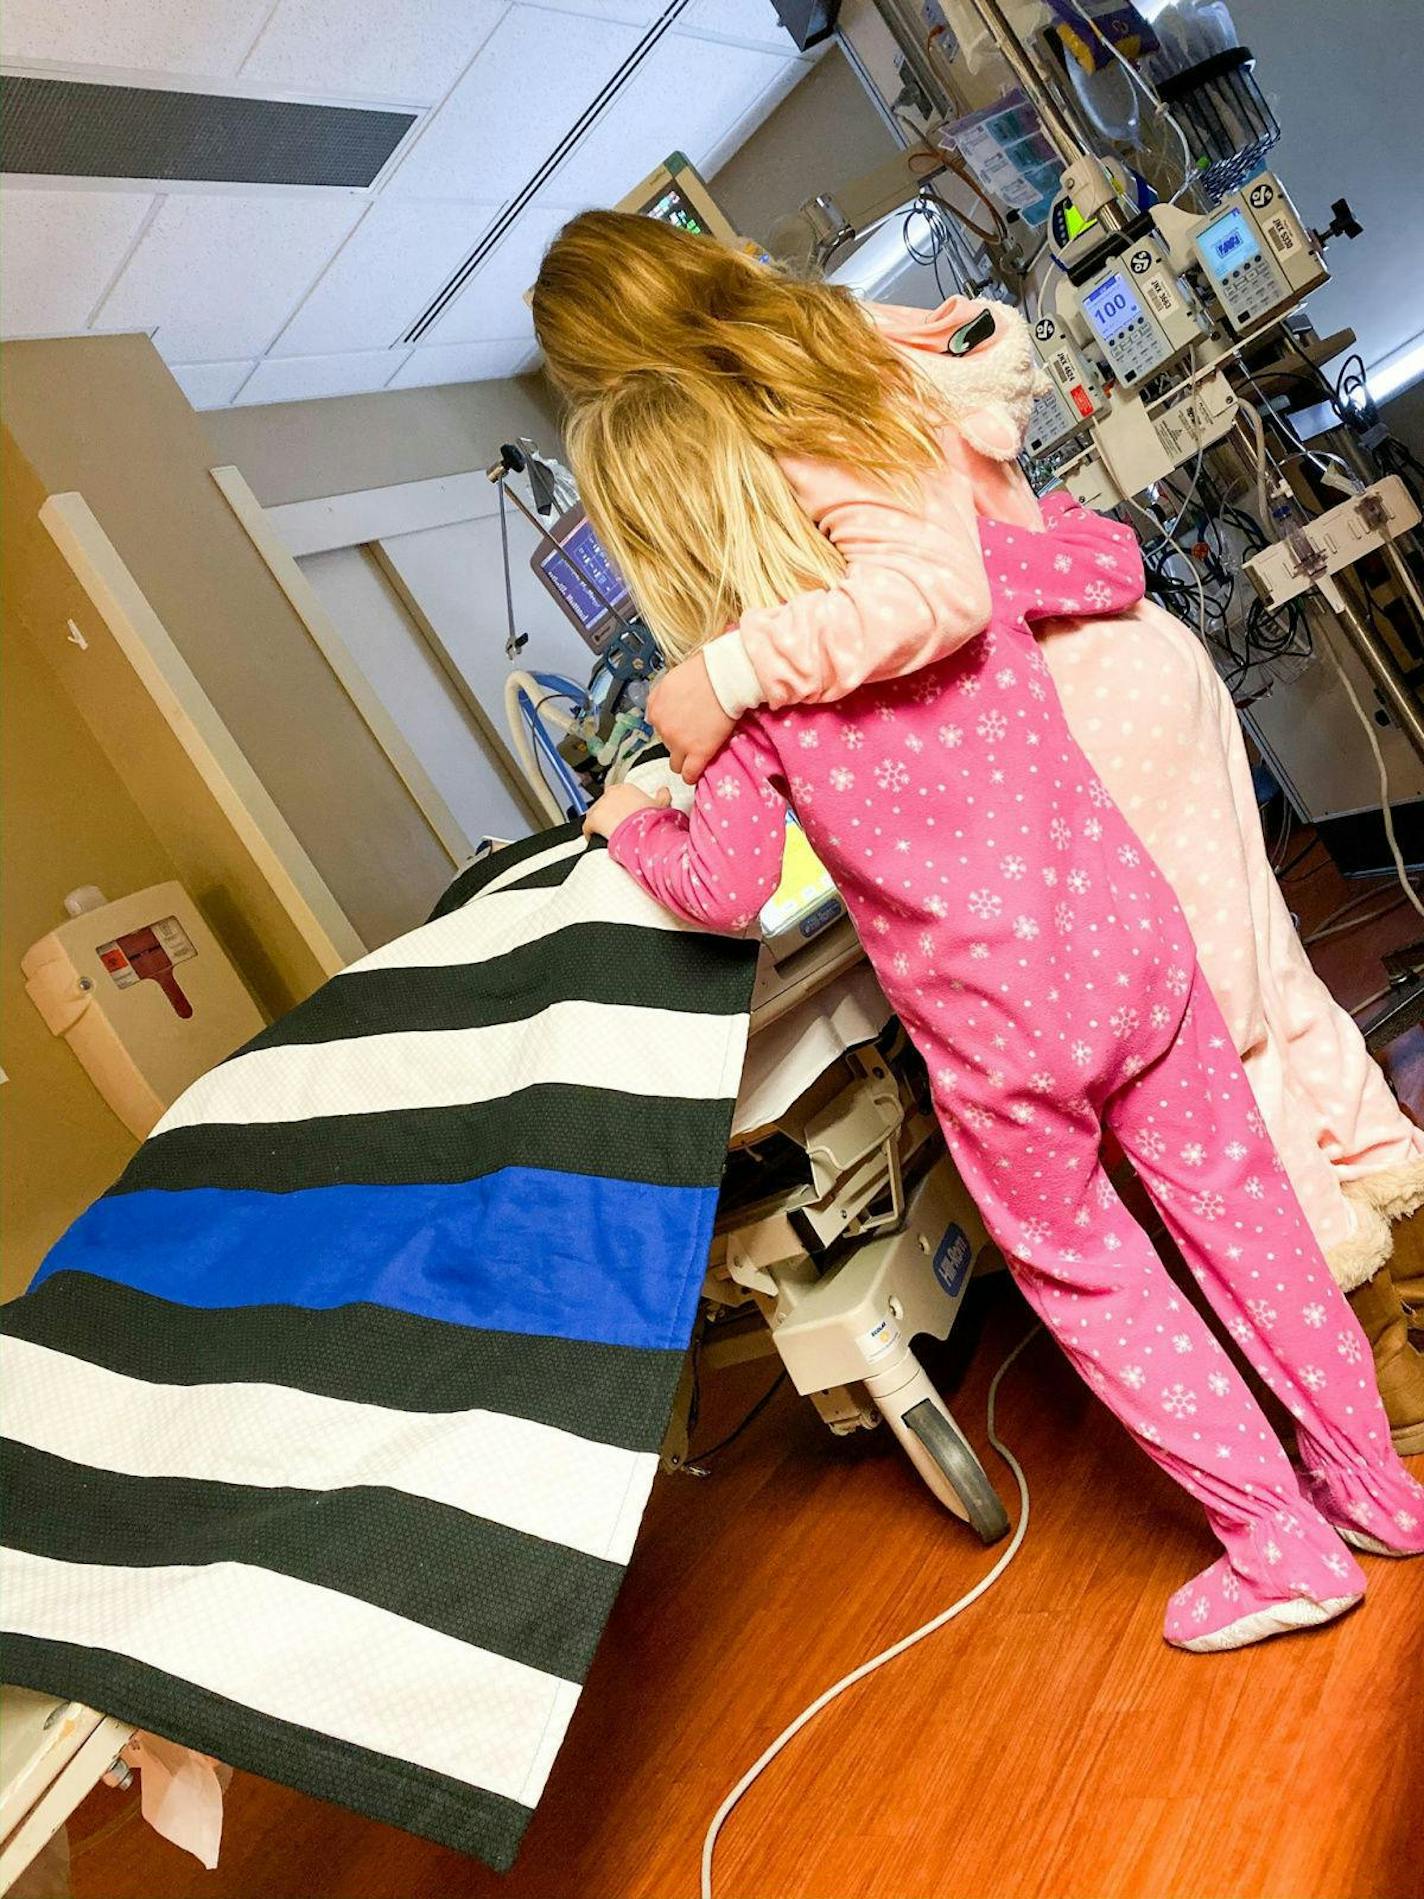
531;210;946;661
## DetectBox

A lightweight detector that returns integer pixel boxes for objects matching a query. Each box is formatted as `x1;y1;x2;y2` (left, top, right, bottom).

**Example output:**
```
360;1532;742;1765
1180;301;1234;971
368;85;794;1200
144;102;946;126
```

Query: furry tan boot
1385;1203;1424;1331
1347;1266;1424;1454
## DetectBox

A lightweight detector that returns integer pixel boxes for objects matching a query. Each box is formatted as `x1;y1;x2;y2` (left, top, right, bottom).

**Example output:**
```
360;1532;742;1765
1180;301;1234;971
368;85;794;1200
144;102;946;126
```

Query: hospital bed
659;911;1011;1543
0;838;1009;1895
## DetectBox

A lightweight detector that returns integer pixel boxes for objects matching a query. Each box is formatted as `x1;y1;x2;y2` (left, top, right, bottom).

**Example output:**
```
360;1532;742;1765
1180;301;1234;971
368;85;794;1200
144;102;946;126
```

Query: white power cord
699;1324;1041;1899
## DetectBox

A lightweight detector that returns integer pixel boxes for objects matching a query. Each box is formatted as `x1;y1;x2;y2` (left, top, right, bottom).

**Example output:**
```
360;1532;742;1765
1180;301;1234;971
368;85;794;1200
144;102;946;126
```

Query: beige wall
1;609;171;1297
202;370;561;509
4;428;330;1019
3;334;454;947
710;45;898;250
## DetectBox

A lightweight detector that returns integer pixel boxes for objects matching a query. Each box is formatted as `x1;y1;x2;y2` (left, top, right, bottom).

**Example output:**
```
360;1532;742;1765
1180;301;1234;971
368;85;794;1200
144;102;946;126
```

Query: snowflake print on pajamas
613;494;1422;1649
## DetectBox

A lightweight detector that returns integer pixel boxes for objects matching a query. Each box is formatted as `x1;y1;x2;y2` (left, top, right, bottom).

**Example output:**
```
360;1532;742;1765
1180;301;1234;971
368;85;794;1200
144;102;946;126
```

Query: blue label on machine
933;1224;972;1300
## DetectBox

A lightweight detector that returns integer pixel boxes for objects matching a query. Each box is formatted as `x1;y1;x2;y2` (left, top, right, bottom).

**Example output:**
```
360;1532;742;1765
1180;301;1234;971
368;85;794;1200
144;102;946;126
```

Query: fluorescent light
1367;332;1424;405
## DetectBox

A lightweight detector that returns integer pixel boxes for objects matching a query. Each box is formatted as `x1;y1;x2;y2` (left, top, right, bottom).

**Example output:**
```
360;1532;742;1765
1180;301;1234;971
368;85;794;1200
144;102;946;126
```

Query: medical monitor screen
1083;273;1144;344
641;183;709;235
535;515;631;635
1199;207;1261;275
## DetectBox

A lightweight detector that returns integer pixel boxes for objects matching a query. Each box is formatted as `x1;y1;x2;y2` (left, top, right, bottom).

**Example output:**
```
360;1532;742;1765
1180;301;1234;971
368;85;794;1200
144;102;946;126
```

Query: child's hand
583;783;671;840
647;652;736;784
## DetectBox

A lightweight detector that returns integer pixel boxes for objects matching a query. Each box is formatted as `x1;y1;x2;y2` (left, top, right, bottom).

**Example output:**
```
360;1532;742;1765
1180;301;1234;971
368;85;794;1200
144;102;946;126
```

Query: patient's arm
607;722;788;933
700;453;992;720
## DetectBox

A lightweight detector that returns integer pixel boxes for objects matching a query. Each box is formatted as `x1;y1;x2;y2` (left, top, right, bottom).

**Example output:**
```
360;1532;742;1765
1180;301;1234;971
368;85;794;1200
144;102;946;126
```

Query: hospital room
3;1;1424;1894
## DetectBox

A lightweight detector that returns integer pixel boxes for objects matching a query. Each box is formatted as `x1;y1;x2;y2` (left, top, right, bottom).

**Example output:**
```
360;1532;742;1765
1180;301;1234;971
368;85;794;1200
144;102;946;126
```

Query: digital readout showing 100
1085;275;1142;342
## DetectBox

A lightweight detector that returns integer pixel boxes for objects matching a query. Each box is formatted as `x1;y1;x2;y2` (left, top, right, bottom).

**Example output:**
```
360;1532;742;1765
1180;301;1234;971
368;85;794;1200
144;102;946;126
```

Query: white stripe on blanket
349;851;699;976
1;1547;581;1808
2;1337;658;1566
155;999;744;1134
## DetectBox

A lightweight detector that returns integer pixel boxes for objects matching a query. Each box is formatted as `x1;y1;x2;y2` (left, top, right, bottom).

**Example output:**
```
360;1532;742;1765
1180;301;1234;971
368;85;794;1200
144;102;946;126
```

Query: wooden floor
68;832;1424;1899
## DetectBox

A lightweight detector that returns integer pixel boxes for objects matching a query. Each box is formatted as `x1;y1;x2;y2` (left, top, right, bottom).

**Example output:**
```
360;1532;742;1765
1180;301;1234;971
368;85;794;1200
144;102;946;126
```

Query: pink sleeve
730;454;992;710
608;722;788;932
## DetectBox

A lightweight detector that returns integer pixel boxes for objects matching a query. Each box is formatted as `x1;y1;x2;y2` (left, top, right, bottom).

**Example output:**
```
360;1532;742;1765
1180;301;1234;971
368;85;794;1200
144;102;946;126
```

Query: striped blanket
1;823;757;1870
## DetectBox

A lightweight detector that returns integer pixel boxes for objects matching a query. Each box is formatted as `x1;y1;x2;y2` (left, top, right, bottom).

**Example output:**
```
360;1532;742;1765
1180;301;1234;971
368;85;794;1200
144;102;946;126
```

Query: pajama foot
1168;1593;1362;1654
1164;1550;1365;1653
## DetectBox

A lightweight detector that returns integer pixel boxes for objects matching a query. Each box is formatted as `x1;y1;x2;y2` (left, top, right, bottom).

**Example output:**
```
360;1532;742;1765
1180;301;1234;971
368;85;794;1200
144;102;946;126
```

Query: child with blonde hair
533;213;1423;1652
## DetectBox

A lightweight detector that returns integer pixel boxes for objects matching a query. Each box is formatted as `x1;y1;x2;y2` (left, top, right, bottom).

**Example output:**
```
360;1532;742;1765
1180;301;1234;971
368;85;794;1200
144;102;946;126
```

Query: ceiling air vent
0;76;416;188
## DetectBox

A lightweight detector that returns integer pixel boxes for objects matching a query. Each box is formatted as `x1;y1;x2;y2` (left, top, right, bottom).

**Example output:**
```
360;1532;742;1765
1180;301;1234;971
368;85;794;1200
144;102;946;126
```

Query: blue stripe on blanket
32;1168;716;1353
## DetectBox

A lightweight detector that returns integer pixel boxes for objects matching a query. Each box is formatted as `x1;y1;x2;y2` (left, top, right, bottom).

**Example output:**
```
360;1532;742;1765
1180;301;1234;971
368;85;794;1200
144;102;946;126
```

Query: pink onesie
699;298;1424;1294
614;495;1424;1648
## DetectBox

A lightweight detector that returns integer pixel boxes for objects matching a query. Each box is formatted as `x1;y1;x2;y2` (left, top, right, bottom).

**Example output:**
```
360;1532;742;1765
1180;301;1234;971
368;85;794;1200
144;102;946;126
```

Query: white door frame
224;465;547;832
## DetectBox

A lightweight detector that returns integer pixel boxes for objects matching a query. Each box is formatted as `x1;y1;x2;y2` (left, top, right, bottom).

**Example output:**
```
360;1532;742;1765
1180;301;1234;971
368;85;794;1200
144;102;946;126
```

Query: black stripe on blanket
110;1084;732;1196
431;824;584;920
237;924;753;1055
4;1275;681;1448
3;1442;624;1681
0;1634;534;1871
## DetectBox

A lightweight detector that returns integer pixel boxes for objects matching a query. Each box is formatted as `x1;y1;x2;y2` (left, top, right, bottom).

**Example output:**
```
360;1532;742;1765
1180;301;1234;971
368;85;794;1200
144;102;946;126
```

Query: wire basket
1157;46;1280;201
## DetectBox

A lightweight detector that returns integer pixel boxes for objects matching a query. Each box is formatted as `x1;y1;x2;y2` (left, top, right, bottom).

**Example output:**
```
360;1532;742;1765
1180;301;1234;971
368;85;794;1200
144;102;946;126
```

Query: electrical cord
691;1372;788;1464
699;1324;1041;1899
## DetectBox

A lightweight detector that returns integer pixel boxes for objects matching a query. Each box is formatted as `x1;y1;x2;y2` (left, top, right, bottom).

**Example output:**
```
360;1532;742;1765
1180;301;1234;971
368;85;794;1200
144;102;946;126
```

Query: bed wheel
902;1399;1010;1544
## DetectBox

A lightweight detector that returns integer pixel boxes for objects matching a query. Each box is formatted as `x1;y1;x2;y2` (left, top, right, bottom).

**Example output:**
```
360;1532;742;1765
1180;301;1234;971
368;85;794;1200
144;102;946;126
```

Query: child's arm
647;458;991;783
589;725;788;933
703;455;992;718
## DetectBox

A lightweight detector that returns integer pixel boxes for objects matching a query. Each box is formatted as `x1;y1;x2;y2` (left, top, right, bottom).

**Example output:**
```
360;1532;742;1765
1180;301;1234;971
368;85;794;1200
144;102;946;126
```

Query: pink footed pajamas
615;497;1424;1648
701;295;1424;1293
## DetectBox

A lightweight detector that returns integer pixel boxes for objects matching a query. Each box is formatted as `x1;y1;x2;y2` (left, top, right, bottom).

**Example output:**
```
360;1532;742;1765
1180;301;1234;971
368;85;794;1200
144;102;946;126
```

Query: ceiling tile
536;32;795;208
423;203;568;346
1;0;276;78
270;198;501;356
382;6;642;202
240;0;507;104
0;187;154;337
677;0;798;50
97;192;365;362
236;348;414;404
523;0;656;19
388;337;540;387
168;359;257;408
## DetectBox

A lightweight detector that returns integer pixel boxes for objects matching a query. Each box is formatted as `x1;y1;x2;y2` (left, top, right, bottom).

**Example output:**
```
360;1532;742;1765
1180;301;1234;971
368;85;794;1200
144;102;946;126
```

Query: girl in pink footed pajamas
592;496;1424;1653
653;294;1424;1453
